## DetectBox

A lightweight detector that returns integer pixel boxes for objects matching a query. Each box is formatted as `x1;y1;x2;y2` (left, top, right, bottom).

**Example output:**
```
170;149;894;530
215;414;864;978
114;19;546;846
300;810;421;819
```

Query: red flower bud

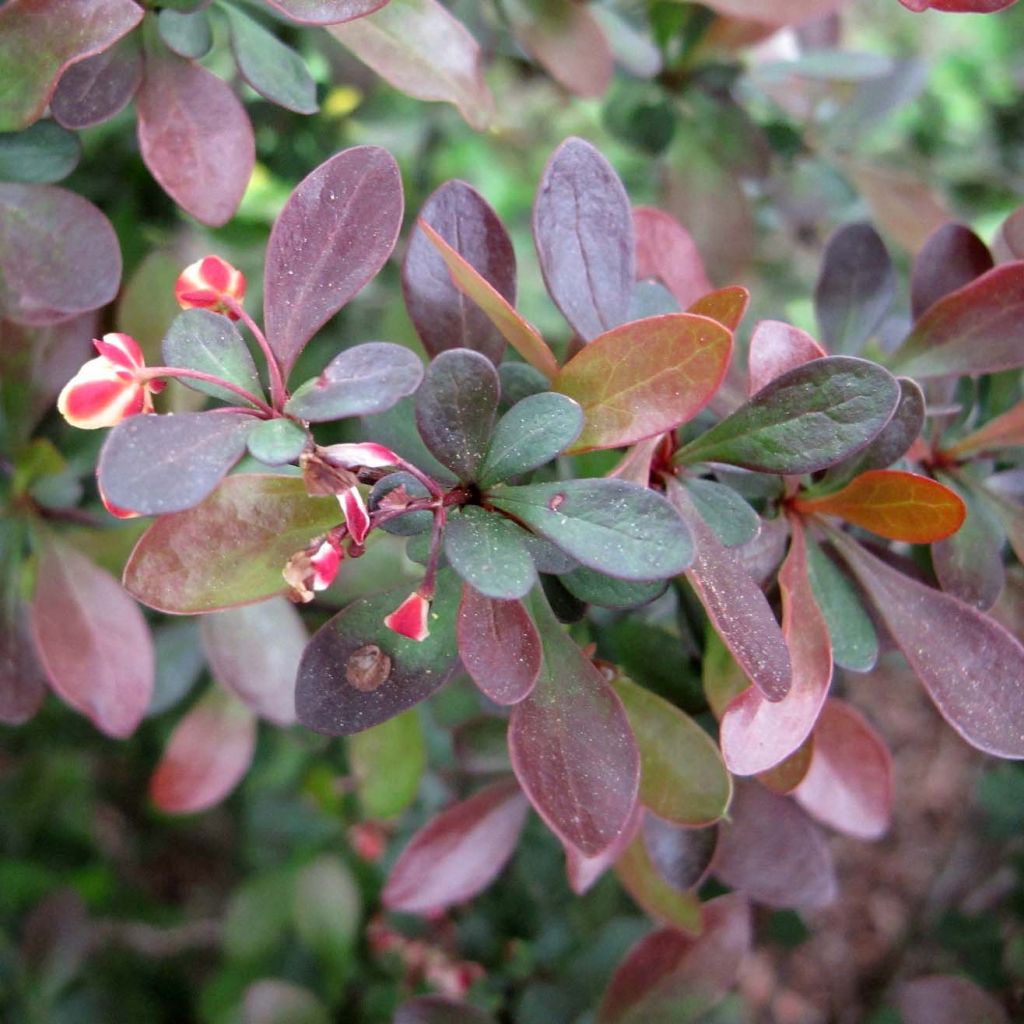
384;590;431;642
339;486;371;545
174;255;246;318
320;442;401;470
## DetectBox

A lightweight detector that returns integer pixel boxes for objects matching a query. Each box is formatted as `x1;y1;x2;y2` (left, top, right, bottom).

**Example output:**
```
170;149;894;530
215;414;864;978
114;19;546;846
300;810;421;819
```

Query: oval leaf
613;826;703;932
348;707;425;819
633;206;712;309
263;0;388;24
443;507;536;600
897;976;1008;1024
50;36;142;130
747;319;826;396
911;222;994;319
247;418;309;466
0;607;47;725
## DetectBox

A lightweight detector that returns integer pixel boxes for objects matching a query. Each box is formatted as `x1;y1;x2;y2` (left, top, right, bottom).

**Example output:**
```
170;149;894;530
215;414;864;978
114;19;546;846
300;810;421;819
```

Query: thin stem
395;457;444;499
223;297;287;411
420;507;447;600
139;367;274;417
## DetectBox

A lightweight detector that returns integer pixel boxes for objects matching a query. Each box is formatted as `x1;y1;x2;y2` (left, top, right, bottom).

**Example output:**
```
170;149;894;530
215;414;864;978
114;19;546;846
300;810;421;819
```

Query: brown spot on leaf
547;492;566;512
346;644;392;692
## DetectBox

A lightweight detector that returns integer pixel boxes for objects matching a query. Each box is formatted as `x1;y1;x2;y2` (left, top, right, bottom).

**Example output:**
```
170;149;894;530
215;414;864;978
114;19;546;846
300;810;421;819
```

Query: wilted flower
339;486;371;545
174;255;246;318
384;590;431;641
283;537;343;603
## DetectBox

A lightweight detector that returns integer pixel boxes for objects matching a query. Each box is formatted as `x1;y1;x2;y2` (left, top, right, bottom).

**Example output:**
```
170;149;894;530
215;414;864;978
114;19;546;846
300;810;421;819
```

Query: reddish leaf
713;782;837;910
997;207;1024;260
747;319;825;396
686;286;749;331
382;779;529;913
849;162;949;254
633;207;712;309
948;398;1024;458
0;184;120;325
242;980;330;1024
0;607;47;725
719;517;832;775
264;146;402;375
136;47;254;227
833;530;1024;758
124;475;342;614
667;479;792;703
31;540;153;738
793;699;892;840
695;0;846;24
894;262;1024;378
263;0;388;24
149;686;257;814
554;314;731;453
403;181;516;366
900;0;1018;10
598;895;751;1024
200;598;306;725
0;0;142;131
757;739;813;795
897;976;1008;1024
418;221;558;379
533;138;635;342
509;590;640;856
457;586;540;705
911;222;994;319
614;829;703;933
51;36;143;130
565;803;641;896
329;0;494;130
795;470;965;543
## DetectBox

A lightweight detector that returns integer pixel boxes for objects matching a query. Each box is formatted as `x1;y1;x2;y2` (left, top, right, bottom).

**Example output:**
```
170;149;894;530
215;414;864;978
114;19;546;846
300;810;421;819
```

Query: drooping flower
339;486;371;545
320;442;402;470
384;590;431;642
57;333;163;430
175;255;246;318
283;537;343;603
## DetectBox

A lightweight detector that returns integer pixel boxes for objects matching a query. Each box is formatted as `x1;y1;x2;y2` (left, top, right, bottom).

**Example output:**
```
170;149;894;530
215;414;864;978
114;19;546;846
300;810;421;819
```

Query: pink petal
339;486;371;544
310;540;342;591
385;591;431;641
94;332;145;370
321;441;401;469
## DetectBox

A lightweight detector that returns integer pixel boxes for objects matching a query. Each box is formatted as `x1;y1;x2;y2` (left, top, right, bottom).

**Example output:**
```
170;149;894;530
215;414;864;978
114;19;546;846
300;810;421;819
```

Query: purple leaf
200;598;306;725
641;815;719;892
98;410;255;516
633;206;712;309
149;686;257;814
667;479;791;703
403;180;516;366
395;996;497;1024
897;976;1008;1024
911;222;994;319
263;0;389;25
0;606;47;725
509;589;640;856
51;35;143;130
794;699;892;840
30;540;153;738
598;894;751;1024
714;782;837;909
242;980;330;1024
533;138;635;342
565;803;641;895
832;531;1024;758
747;319;826;396
135;46;254;227
264;146;403;375
0;0;143;131
457;586;541;705
0;184;120;325
382;778;529;913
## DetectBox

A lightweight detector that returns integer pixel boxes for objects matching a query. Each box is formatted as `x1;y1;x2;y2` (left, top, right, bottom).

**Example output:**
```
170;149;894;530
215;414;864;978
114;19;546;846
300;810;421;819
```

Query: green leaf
682;477;759;547
162;309;264;406
488;479;693;581
293;855;361;973
443;507;537;600
613;676;731;825
0;122;80;184
614;831;702;934
124;475;342;613
158;9;212;60
804;537;878;673
560;568;667;610
225;4;318;114
247;418;308;466
347;708;425;818
478;392;583;487
675;356;900;474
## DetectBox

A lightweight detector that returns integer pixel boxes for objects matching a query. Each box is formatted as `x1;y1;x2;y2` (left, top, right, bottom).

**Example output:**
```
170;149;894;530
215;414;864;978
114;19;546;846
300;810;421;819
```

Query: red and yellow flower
175;256;246;318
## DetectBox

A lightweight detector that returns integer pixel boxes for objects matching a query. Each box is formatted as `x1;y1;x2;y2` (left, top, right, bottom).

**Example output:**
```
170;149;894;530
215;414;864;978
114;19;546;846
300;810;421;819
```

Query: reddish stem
138;366;274;416
222;297;288;412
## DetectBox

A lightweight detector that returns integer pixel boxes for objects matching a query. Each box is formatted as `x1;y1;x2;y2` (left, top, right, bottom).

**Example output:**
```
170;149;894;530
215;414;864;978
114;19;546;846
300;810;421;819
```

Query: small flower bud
283;537;343;602
339;486;371;545
320;442;401;471
383;590;431;642
174;256;246;318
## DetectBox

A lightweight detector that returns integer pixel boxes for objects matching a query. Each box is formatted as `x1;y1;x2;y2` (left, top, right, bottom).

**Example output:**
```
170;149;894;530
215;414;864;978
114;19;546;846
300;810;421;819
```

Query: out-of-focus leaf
225;5;318;114
347;707;425;818
613;675;731;825
0;122;80;184
293;855;361;969
847;161;949;253
149;686;256;813
489;479;693;582
614;828;702;933
0;0;142;131
757;739;814;795
901;0;1018;10
383;778;529;913
0;605;47;725
554;314;731;452
533;137;634;342
997;207;1024;260
598;894;751;1024
148;619;204;717
264;146;402;375
242;980;330;1024
747;319;825;395
813;222;895;356
444;507;536;600
394;996;497;1024
247;418;308;466
264;0;388;24
675;356;900;474
714;781;837;909
158;9;212;59
98;411;255;516
948;398;1024;458
200;598;305;725
404;180;515;366
794;470;965;543
896;975;1008;1024
124;475;341;613
510;589;640;856
682;477;760;548
50;36;142;130
794;699;892;840
894;263;1024;378
833;530;1024;758
911;222;994;320
0;184;120;325
285;342;422;422
415;348;499;481
668;480;791;703
329;0;494;129
295;570;460;736
452;717;511;775
641;815;718;892
693;0;849;24
719;518;832;774
136;46;254;227
633;206;712;309
31;539;152;738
